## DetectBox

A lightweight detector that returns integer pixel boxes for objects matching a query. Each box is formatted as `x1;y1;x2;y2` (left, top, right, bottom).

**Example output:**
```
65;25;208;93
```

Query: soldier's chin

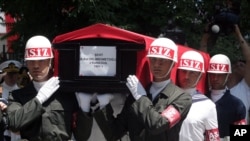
32;76;48;82
154;75;168;80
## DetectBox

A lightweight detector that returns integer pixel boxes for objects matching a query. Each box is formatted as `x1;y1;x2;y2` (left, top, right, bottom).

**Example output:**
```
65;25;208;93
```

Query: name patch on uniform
179;59;203;71
161;105;180;128
148;46;174;59
25;48;52;59
209;63;229;72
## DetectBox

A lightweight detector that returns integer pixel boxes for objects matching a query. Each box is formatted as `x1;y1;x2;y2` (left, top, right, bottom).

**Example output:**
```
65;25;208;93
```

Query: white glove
126;75;146;100
97;93;114;109
90;93;100;112
36;77;60;104
75;92;93;112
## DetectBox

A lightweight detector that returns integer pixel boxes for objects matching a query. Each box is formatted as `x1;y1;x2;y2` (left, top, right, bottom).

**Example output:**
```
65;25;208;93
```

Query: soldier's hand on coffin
36;77;60;104
75;92;93;112
97;93;114;109
90;93;100;112
126;75;146;100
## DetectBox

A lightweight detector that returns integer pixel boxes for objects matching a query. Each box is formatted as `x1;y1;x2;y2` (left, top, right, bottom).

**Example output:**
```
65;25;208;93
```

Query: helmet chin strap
154;61;174;79
46;59;52;77
223;74;229;86
190;72;202;88
208;73;230;90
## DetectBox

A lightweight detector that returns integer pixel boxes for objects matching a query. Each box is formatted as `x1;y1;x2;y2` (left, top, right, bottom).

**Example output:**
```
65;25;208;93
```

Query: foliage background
0;0;249;63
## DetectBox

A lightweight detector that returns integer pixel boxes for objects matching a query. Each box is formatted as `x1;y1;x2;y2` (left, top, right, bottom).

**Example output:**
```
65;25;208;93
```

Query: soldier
0;60;22;99
206;54;246;140
75;37;192;141
0;60;22;141
0;35;79;141
177;50;220;141
200;24;250;125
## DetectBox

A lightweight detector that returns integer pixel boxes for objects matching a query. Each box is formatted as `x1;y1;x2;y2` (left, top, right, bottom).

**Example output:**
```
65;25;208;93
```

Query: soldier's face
5;72;19;86
209;73;228;90
177;69;201;89
26;59;51;82
148;57;173;82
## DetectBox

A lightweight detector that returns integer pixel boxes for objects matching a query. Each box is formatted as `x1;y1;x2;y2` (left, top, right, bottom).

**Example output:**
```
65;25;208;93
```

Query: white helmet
24;35;53;61
178;50;205;73
147;37;178;62
207;54;231;74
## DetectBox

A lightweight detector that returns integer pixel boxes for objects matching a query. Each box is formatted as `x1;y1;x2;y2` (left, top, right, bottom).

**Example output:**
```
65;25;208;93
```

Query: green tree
0;0;249;61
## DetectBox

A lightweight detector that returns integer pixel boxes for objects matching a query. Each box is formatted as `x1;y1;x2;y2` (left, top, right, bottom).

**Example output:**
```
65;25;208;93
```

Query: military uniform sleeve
7;94;45;131
131;88;192;135
235;100;247;124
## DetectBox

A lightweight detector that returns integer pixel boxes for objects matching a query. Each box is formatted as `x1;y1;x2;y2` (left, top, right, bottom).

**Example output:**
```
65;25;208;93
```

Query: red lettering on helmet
180;59;202;71
209;63;229;72
149;46;174;58
25;48;52;58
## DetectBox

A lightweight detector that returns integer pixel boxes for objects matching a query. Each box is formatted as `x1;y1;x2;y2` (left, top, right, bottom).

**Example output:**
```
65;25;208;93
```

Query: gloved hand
36;77;60;104
75;92;93;112
90;93;100;112
97;93;114;109
126;75;146;100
